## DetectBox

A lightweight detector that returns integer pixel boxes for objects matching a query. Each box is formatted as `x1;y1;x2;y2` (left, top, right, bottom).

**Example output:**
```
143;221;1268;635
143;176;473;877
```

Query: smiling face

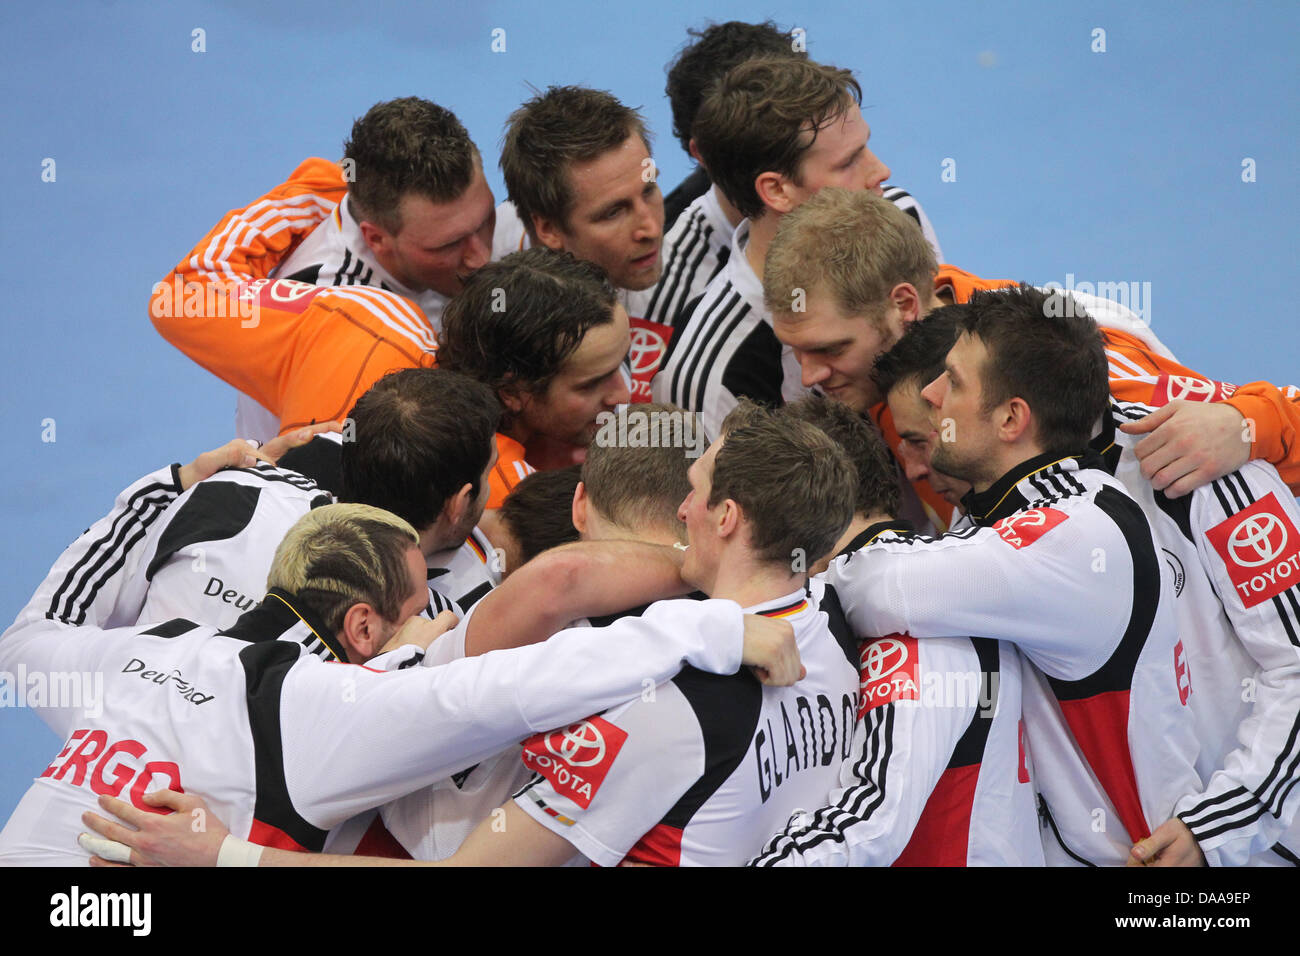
774;290;905;413
515;303;632;447
366;159;496;297
534;133;664;291
887;380;972;507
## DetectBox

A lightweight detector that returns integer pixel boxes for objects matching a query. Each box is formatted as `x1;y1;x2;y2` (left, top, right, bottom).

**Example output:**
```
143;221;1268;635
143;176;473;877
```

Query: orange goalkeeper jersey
150;158;437;432
150;159;536;506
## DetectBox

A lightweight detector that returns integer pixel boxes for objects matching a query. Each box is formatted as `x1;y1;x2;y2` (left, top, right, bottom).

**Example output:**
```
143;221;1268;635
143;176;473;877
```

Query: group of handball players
4;19;1300;869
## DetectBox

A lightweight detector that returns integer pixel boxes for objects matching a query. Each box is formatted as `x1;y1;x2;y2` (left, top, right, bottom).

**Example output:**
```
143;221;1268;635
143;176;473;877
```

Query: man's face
517;304;632;447
676;436;725;591
375;160;496;297
887;381;972;508
537;133;664;291
774;291;904;413
783;103;891;205
919;332;1000;489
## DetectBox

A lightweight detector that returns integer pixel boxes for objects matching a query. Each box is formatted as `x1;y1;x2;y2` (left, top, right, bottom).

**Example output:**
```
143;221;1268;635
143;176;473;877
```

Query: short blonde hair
763;188;938;322
267;504;420;635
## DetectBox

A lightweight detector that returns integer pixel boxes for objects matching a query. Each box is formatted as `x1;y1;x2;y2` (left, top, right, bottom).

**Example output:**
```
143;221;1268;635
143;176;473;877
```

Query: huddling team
3;21;1298;868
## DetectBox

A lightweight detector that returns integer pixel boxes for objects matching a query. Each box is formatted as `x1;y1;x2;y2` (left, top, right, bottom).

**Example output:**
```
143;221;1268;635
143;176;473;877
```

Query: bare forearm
466;540;688;655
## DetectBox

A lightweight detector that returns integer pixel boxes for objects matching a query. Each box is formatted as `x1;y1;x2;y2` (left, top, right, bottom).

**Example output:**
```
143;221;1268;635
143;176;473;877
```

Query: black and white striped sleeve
1175;462;1300;865
11;465;184;633
882;185;943;263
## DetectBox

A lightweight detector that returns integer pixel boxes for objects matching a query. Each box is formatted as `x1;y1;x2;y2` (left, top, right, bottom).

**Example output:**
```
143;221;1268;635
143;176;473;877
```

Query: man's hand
177;421;344;491
379;609;459;656
79;790;228;867
178;440;271;491
1127;818;1207;867
1119;401;1250;498
741;614;804;686
261;420;345;462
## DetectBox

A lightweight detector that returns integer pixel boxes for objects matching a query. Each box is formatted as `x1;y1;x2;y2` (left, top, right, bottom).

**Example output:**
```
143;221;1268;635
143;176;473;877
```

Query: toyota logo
862;638;908;682
268;279;316;302
1228;513;1288;568
997;510;1046;538
545;721;607;767
1166;375;1216;402
628;326;667;375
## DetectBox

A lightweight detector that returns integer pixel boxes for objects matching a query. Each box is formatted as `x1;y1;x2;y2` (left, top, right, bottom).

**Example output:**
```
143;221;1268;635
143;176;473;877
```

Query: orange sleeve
1226;383;1300;491
487;433;537;509
933;264;1018;303
1103;328;1300;492
150;158;437;432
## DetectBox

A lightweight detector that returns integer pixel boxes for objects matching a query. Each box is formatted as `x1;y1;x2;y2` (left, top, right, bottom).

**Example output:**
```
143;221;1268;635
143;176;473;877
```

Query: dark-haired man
650;21;941;331
873;310;1300;866
869;310;972;514
438;249;632;506
103;368;503;629
152;97;499;441
821;286;1208;865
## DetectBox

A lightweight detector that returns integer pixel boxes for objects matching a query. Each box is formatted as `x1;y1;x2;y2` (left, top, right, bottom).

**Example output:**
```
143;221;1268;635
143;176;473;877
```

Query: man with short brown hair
651;57;893;438
576;402;701;544
496;86;663;295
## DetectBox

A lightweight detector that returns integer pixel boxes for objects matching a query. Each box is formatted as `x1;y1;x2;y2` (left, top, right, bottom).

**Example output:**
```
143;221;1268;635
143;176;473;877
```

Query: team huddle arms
3;19;1298;869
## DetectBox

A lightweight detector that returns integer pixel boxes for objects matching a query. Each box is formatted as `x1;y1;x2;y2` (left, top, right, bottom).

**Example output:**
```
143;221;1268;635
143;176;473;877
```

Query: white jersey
651;220;808;439
0;467;749;865
752;525;1042;867
827;452;1205;865
512;581;859;866
104;455;488;632
1099;403;1300;866
376;600;528;861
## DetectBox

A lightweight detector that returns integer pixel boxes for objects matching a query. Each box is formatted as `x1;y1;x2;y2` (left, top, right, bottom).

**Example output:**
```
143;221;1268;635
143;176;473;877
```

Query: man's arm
1100;325;1300;495
281;603;797;831
464;540;690;656
150;159;436;433
1163;463;1300;865
2;433;310;636
827;511;1135;676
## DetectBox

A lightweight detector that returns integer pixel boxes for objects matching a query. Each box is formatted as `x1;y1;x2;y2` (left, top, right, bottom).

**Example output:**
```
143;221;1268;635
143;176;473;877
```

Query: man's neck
418;520;466;561
708;556;804;610
743;213;779;283
476;511;518;572
710;183;745;229
970;444;1046;495
813;512;895;575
